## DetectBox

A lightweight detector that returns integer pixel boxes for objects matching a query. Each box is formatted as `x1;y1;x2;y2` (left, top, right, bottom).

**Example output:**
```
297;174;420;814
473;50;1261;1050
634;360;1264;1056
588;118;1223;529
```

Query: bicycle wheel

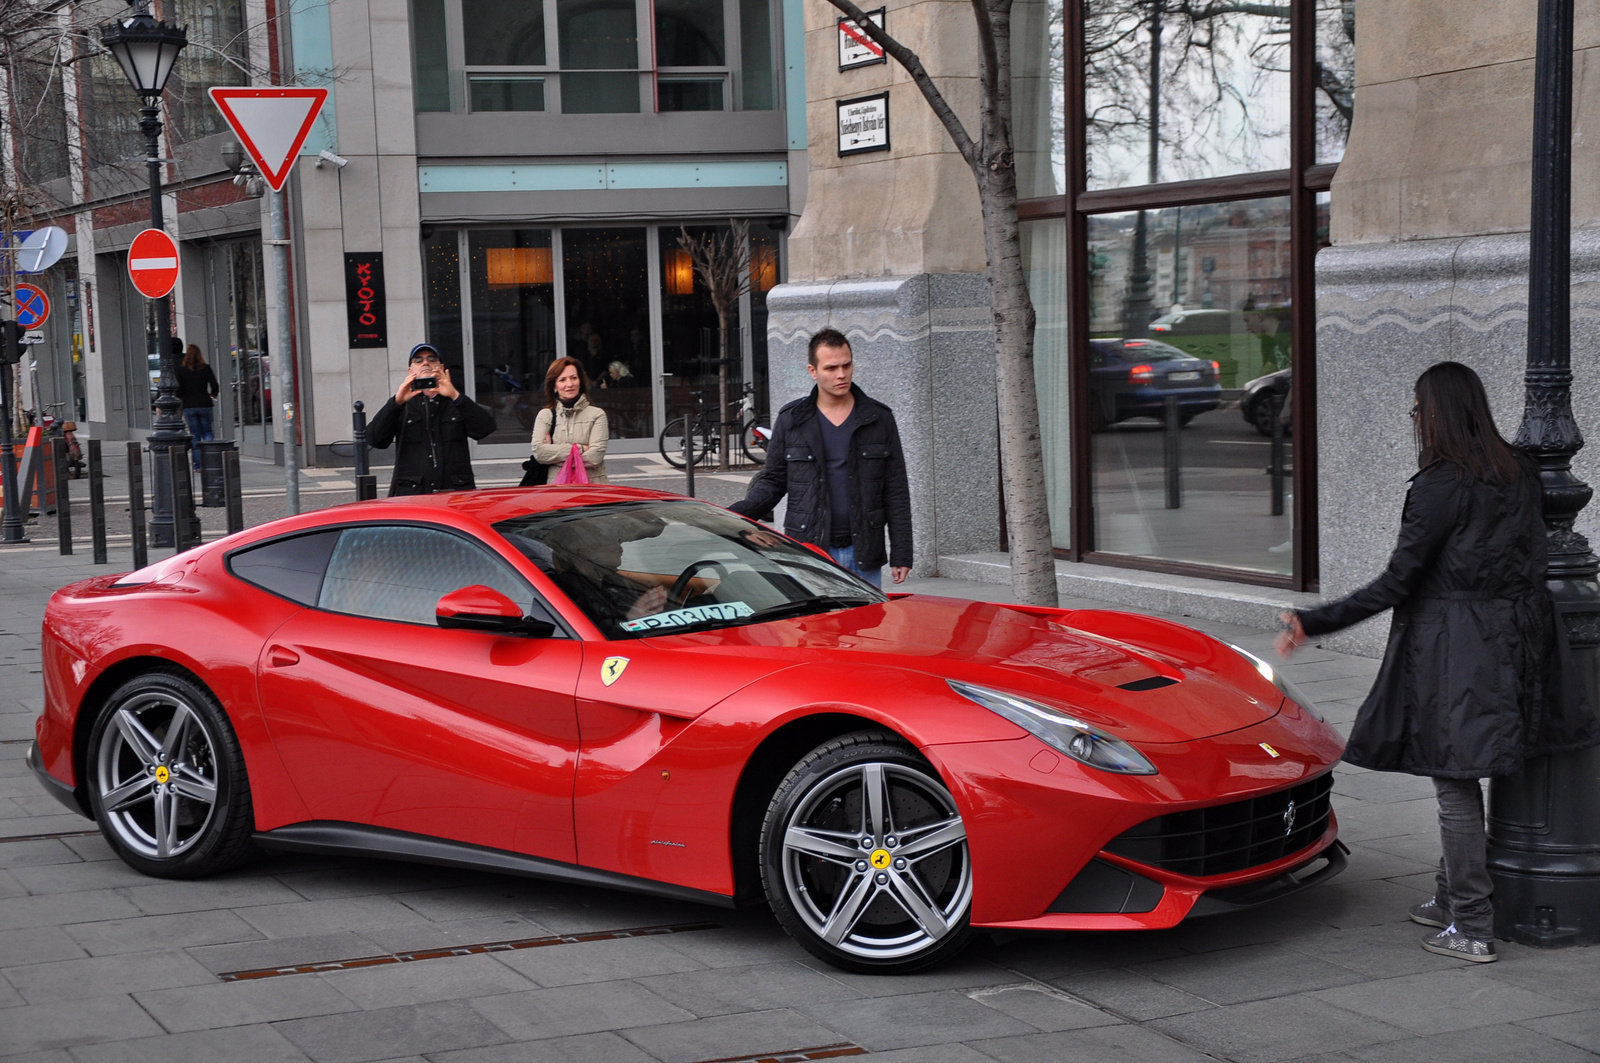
659;415;709;469
741;420;768;466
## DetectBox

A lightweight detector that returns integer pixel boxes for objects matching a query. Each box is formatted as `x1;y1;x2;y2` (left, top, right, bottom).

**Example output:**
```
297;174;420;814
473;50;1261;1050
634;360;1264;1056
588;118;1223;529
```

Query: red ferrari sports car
30;487;1346;972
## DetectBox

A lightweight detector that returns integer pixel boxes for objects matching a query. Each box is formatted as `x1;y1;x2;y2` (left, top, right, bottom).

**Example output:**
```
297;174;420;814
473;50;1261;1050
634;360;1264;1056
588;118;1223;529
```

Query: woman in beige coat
531;356;609;483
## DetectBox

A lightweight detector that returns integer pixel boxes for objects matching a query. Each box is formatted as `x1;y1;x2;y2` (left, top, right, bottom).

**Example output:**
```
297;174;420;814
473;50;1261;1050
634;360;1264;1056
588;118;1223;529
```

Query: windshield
494;499;887;639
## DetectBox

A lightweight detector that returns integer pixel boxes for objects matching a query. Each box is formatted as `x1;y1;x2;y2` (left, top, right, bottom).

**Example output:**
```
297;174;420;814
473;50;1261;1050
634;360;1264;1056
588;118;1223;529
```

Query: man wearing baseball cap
367;343;497;495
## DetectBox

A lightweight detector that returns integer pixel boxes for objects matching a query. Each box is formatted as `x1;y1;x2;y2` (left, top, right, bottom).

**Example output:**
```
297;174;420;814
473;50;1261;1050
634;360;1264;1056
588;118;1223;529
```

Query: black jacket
1298;459;1599;777
367;393;496;496
729;385;912;570
175;364;219;409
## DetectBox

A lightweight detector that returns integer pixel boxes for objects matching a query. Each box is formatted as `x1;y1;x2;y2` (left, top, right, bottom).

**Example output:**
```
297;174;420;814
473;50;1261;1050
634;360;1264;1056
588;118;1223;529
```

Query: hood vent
1117;675;1179;692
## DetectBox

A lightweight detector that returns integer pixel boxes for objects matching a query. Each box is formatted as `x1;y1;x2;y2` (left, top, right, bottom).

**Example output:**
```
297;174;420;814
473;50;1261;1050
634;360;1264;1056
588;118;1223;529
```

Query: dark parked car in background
1240;367;1291;437
1089;338;1222;431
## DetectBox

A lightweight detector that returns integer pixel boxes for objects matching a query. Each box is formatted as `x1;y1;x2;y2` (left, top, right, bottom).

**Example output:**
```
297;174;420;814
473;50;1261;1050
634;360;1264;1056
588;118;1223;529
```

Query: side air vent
1118;675;1178;692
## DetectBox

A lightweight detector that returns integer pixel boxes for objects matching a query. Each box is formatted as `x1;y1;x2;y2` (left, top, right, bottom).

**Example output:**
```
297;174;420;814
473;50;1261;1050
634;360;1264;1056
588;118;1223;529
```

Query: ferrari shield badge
1259;742;1281;758
601;656;630;686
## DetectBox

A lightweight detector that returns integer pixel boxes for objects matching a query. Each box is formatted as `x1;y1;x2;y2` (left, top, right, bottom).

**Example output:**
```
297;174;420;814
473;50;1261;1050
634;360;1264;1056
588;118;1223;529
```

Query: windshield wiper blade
745;596;880;624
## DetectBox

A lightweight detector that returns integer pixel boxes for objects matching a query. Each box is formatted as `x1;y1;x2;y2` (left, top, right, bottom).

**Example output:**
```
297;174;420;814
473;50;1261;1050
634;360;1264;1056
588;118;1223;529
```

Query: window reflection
564;229;652;438
470;230;557;445
464;0;547;65
1087;200;1293;575
1316;0;1354;162
1021;220;1071;548
1085;0;1290;189
1014;0;1065;198
558;0;640;112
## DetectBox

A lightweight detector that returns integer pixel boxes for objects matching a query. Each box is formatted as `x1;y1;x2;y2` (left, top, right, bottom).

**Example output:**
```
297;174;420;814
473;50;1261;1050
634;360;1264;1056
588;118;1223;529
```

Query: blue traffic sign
14;284;50;329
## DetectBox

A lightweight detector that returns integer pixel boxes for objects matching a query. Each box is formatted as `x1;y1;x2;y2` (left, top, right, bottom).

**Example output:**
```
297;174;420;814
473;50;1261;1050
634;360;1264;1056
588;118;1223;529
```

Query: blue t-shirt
818;409;856;543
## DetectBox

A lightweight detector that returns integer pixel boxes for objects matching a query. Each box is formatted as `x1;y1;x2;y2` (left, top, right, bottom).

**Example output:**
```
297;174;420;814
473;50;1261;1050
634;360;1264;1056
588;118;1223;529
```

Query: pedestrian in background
1277;361;1599;964
175;343;219;470
526;356;609;484
729;327;911;587
368;343;496;495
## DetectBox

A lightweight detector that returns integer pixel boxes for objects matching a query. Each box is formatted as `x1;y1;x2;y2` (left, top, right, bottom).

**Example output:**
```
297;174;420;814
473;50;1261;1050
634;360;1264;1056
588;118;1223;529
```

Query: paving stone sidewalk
1;461;1596;1061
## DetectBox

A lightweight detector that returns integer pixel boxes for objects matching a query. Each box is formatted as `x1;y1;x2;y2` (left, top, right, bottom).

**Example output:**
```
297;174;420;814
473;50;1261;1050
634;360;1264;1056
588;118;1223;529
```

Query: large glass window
412;0;452;111
11;49;70;185
1013;0;1064;199
1084;1;1290;189
1086;199;1292;575
320;526;533;625
1316;0;1355;162
564;229;652;437
469;229;558;445
558;0;640;112
1022;220;1071;548
168;0;249;141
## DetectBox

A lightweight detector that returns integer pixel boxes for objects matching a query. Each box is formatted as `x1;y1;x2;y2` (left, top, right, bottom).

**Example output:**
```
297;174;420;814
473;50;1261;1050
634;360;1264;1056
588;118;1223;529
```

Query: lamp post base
1488;745;1600;948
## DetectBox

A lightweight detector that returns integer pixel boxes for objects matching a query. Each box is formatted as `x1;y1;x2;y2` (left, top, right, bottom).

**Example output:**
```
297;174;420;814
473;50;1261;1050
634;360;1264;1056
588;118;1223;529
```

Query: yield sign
128;229;181;299
14;283;49;329
208;87;329;193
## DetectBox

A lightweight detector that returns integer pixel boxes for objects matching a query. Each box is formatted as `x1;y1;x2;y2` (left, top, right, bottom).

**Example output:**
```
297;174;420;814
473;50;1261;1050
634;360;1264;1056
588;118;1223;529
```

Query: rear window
227;531;341;606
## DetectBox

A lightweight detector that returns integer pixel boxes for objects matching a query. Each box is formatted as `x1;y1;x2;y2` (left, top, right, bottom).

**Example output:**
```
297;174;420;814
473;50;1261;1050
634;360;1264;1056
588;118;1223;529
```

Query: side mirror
436;585;556;637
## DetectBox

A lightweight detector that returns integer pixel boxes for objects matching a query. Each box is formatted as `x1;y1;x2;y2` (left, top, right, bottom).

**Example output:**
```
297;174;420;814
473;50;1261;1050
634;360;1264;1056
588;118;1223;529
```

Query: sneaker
1421;924;1497;963
1409;897;1449;929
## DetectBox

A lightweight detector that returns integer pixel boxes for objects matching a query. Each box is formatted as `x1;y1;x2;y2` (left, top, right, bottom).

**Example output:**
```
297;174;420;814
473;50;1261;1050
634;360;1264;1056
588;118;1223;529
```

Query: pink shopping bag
553;443;589;485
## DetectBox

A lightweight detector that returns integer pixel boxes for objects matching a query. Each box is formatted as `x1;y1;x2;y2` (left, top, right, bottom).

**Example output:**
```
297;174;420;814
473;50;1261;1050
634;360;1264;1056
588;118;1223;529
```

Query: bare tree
678;221;752;471
825;0;1057;606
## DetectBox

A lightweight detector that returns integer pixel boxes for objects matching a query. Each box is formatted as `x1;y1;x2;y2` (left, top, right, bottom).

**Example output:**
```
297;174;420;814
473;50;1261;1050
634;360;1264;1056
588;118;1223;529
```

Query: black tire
86;669;255;878
1250;399;1276;437
760;731;973;974
741;421;767;466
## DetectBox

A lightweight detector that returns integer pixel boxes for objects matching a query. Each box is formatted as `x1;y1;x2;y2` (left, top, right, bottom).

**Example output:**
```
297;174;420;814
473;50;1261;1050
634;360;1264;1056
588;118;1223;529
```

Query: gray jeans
1433;777;1494;940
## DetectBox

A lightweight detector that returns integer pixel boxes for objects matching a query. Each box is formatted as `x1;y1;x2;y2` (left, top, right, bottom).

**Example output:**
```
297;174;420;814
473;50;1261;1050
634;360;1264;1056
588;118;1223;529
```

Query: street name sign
127;229;180;299
208;87;330;193
14;284;50;329
837;92;890;156
838;9;886;70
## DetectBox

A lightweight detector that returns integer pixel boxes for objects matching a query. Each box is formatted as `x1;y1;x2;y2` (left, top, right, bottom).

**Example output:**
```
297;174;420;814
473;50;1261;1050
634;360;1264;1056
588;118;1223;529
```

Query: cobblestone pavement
1;455;1597;1061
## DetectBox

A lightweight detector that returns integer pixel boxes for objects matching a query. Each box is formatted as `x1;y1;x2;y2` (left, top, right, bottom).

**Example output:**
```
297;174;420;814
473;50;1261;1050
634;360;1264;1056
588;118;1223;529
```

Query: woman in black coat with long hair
1278;361;1597;963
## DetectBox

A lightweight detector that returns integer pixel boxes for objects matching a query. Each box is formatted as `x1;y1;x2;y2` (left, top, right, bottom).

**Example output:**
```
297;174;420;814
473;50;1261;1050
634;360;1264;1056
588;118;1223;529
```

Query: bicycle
658;382;769;469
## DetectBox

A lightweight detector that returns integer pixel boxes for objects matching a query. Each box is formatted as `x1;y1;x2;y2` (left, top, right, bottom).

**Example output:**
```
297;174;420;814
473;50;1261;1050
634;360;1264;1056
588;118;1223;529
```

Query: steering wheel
668;559;730;607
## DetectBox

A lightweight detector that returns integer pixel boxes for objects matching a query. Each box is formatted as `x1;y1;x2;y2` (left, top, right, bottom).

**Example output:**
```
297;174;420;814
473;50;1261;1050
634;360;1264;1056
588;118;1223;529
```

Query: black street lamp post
1486;0;1600;947
101;0;196;549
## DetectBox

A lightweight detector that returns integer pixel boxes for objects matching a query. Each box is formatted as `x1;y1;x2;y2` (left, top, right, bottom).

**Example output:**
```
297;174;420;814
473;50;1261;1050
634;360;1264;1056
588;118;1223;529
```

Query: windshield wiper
744;596;881;624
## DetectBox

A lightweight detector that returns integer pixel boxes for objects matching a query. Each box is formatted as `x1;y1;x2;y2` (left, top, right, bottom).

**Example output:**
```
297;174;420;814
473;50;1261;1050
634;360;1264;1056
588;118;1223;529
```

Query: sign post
209;86;328;515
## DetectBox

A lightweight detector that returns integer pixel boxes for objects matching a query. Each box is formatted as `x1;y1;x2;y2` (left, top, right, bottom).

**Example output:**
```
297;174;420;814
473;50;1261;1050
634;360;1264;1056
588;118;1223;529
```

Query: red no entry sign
128;229;180;299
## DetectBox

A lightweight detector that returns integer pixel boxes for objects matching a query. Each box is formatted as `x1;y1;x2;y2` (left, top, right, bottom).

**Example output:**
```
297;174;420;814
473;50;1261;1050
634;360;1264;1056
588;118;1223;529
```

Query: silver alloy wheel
780;761;971;961
94;691;220;860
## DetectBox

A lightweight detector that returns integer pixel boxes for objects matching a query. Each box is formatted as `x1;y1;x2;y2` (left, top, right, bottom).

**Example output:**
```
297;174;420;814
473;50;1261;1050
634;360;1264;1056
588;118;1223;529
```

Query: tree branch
821;0;978;168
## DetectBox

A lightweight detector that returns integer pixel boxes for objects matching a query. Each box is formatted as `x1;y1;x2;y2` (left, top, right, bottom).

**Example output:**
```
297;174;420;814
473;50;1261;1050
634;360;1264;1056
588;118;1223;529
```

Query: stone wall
1315;229;1600;655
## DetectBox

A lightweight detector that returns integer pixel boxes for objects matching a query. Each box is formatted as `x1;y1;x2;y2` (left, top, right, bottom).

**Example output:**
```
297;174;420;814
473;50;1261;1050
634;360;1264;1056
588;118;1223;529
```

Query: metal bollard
1163;395;1182;510
127;442;148;571
51;440;72;555
1270;394;1286;517
353;401;378;501
683;418;696;499
88;439;107;564
222;448;244;535
169;447;200;553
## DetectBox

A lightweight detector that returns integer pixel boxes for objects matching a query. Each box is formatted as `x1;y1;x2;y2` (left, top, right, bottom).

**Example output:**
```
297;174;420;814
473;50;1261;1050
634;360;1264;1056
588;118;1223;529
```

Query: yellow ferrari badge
601;656;630;687
1259;742;1280;758
154;766;171;784
870;848;892;870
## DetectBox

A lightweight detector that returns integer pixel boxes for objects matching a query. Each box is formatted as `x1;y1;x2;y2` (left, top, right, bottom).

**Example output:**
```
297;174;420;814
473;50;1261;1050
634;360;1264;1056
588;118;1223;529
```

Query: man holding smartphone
367;343;496;495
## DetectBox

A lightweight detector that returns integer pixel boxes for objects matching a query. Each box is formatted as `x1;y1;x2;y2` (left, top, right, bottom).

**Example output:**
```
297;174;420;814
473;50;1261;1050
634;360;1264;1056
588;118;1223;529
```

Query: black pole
127;442;148;571
353;400;376;501
0;360;25;543
1163;395;1180;509
88;439;107;565
140;102;195;549
1486;0;1600;948
52;440;72;555
1270;393;1286;517
222;448;244;535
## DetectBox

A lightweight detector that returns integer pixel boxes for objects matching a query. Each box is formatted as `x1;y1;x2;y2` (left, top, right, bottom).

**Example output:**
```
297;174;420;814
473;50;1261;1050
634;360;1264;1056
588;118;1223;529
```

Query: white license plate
1168;371;1200;382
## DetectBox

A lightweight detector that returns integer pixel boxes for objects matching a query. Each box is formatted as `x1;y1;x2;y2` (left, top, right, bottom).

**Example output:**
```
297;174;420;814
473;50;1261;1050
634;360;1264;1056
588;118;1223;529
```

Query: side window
318;525;534;625
227;531;341;605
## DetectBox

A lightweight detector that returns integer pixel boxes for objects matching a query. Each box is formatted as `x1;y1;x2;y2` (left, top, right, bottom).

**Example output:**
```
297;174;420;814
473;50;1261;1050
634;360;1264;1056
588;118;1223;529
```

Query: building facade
3;0;802;465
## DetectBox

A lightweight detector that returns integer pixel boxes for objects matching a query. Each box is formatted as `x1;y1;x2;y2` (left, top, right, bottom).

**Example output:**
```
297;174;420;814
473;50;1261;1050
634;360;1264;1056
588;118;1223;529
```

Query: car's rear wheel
87;670;255;878
760;732;973;973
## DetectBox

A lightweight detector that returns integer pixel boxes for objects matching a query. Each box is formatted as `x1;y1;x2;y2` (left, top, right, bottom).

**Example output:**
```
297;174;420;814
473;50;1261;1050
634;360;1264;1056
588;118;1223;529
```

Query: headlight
949;680;1157;775
1228;643;1324;720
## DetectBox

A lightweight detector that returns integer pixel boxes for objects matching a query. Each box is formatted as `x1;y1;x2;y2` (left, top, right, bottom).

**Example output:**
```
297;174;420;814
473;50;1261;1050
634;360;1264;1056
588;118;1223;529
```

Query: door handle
267;645;300;668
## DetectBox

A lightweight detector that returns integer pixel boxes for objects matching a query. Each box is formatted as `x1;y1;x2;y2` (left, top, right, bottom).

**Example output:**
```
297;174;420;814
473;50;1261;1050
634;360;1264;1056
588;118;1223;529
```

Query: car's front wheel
87;670;255;878
761;732;973;973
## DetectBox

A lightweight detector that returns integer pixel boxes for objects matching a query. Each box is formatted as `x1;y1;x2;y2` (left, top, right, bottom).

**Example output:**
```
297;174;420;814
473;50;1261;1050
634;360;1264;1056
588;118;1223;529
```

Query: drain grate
690;1045;867;1063
217;921;721;982
0;829;100;843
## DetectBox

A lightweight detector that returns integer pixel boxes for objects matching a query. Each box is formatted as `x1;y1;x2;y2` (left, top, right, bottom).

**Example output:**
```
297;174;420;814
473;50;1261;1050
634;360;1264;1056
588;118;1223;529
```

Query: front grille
1103;772;1334;878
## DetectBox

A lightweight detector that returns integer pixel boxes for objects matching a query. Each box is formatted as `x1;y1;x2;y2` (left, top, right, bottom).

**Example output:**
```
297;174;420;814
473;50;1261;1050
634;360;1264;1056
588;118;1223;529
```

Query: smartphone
412;376;438;389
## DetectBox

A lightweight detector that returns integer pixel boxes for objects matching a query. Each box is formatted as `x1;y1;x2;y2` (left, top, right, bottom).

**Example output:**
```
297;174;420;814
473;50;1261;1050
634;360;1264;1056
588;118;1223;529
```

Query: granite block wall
765;274;999;576
1315;227;1600;655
